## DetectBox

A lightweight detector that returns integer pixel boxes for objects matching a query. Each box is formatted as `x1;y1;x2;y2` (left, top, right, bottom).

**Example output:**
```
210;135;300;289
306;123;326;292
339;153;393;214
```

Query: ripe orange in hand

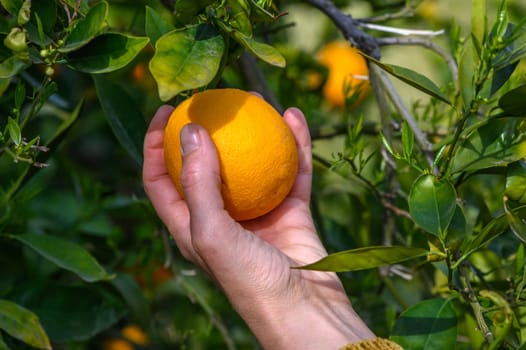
163;88;298;221
315;40;370;108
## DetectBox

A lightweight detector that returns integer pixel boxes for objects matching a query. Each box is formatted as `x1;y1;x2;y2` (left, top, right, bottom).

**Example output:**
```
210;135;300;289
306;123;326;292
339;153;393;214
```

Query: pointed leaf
498;84;526;116
145;5;174;47
0;56;29;78
0;299;51;350
506;161;526;203
149;24;225;101
391;298;457;349
504;198;526;244
59;1;108;52
365;54;451;105
451;117;526;173
402;120;414;159
93;75;147;166
230;30;285;67
12;233;113;282
65;33;149;73
471;0;487;47
461;205;526;259
0;0;22;14
409;174;457;237
296;246;427;272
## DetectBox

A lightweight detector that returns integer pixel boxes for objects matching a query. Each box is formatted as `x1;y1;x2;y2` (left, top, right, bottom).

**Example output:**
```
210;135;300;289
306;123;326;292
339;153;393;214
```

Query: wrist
240;274;376;349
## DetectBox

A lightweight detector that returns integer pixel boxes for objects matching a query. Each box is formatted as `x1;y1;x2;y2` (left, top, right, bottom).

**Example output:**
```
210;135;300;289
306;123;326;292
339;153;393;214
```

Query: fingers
142;105;196;260
179;124;256;271
283;107;312;202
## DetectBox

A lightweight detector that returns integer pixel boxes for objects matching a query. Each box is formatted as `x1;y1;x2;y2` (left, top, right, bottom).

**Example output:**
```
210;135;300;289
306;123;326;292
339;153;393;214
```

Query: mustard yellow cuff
340;338;404;350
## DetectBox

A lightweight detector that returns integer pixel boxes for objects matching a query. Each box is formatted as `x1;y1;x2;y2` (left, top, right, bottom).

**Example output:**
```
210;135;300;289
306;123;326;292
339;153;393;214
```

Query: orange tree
0;0;525;349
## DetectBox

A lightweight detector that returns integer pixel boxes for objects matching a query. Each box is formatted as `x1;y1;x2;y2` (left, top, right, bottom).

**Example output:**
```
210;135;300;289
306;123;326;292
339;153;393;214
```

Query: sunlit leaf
461;205;526;259
59;0;108;52
391;298;457;349
65;33;149;74
498;84;526;116
471;0;487;47
225;0;252;35
12;233;113;282
504;198;526;244
506;161;526;203
451;117;526;173
0;0;22;15
145;5;174;46
149;24;225;101
409;174;457;237
459;38;475;109
402;120;414;159
229;29;285;67
93;75;147;166
0;56;29;78
365;54;451;105
0;299;51;350
296;246;427;272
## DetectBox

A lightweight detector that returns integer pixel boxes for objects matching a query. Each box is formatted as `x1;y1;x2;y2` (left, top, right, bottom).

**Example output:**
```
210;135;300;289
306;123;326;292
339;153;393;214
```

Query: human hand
142;103;375;349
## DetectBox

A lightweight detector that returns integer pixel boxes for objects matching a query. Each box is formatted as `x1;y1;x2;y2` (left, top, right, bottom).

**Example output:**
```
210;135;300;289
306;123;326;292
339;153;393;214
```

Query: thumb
179;123;226;225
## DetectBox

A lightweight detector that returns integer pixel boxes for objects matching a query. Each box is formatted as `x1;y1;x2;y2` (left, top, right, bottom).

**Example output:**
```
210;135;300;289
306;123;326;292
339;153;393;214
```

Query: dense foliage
0;0;525;349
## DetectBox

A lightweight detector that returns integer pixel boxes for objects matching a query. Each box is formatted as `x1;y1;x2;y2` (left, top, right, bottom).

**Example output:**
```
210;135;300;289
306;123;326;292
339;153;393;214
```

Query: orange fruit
102;339;133;350
315;40;370;108
163;88;298;221
122;324;149;346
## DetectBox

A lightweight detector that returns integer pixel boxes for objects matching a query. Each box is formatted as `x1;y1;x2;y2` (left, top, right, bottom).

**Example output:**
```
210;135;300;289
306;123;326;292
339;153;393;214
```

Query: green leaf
471;0;487;47
504;198;526;244
149;24;225;101
173;0;217;25
93;75;147;166
11;285;127;342
365;54;451;105
391;298;457;349
145;5;174;47
0;0;22;15
460;205;526;261
506;161;526;203
65;33;149;74
59;0;108;53
229;29;285;68
408;174;457;237
451;117;526;173
0;299;51;350
0;333;8;350
6;117;21;146
402;120;414;159
27;0;56;36
498;84;526;116
459;38;476;109
295;246;427;272
0;56;29;78
224;0;252;35
11;233;113;282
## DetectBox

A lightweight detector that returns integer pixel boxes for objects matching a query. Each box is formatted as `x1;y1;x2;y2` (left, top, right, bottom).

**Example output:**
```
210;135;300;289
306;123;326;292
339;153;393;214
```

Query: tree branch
377;36;459;91
302;0;381;59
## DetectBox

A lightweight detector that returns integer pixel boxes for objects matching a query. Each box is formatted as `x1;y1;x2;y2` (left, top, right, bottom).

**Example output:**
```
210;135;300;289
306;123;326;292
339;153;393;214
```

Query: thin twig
377;36;459;90
237;51;283;113
302;0;381;59
374;66;435;169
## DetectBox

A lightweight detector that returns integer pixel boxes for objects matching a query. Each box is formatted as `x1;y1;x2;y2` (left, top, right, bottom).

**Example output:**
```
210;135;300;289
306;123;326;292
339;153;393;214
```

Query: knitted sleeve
340;338;404;350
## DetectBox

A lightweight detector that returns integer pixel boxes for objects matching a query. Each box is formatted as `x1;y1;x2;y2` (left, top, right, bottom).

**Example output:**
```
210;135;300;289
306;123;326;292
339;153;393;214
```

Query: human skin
142;104;376;349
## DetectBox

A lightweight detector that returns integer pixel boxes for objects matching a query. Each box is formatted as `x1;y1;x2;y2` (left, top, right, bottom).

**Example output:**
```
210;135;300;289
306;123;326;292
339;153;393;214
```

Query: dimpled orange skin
163;88;299;221
316;40;370;108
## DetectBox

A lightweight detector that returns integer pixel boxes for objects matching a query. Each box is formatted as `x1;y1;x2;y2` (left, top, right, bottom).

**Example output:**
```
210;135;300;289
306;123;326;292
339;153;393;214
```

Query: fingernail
180;124;201;156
